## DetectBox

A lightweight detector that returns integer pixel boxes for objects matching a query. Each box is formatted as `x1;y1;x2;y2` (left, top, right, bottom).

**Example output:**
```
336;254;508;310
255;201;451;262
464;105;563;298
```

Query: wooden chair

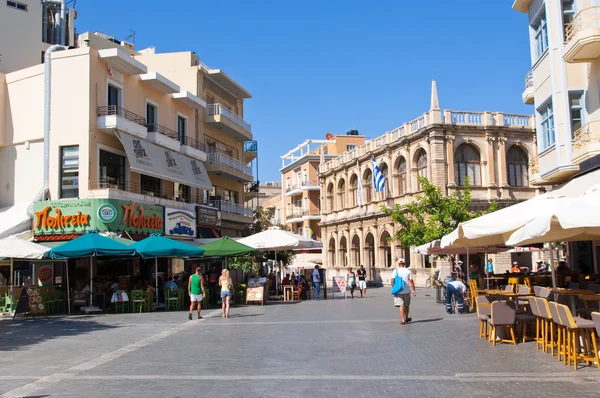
292;286;302;302
476;295;494;339
537;298;556;356
130;290;147;313
524;277;532;288
590;312;600;369
556;304;598;370
164;289;179;311
528;297;543;350
488;300;517;346
548;301;566;363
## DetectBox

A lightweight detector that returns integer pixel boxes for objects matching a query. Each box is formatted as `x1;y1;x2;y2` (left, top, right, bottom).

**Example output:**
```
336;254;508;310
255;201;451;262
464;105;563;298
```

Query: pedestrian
445;277;466;314
188;267;206;320
390;258;416;324
219;269;234;318
312;265;321;300
356;264;367;298
346;267;357;298
486;258;494;276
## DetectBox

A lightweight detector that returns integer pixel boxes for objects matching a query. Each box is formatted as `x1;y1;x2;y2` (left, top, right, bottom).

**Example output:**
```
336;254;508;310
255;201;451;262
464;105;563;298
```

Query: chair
591;312;600;369
537;298;556;356
292;286;302;302
130;290;147;313
524;277;532;288
556;304;598;370
476;295;494;339
164;289;179;311
528;297;543;350
508;277;519;292
488;300;517;346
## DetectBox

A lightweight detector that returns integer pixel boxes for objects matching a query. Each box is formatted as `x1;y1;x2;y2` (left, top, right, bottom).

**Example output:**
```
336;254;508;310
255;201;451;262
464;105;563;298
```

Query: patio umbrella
49;231;137;308
130;234;205;305
198;237;259;257
413;239;511;255
238;227;323;251
0;236;50;314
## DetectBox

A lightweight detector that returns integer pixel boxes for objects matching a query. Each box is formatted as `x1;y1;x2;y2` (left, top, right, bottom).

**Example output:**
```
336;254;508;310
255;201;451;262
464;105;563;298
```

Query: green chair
164;289;179;311
113;290;128;313
130;290;147;313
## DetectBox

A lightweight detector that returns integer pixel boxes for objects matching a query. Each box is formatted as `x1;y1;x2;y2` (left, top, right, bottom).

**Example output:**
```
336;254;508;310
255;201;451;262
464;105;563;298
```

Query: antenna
123;30;136;45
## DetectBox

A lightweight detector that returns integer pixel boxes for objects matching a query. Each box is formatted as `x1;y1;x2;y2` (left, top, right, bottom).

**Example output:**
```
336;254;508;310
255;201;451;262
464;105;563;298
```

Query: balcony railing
244;140;258;152
146;123;178;141
98;105;146;126
207;153;252;175
286;210;304;220
566;7;600;42
207;103;252;133
525;70;533;89
181;135;206;152
210;200;253;217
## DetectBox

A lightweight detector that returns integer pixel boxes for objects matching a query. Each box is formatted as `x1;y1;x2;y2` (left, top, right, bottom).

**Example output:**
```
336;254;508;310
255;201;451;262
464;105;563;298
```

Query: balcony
522;71;534;105
564;7;600;63
98;48;147;75
206;104;252;141
210;200;253;223
572;122;600;164
206;153;253;182
286;210;304;223
243;140;258;163
180;136;207;162
146;123;180;152
285;180;320;197
302;209;321;221
97;105;148;139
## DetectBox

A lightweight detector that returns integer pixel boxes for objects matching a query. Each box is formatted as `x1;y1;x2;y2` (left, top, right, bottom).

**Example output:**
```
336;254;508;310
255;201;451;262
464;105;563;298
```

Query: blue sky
74;0;532;183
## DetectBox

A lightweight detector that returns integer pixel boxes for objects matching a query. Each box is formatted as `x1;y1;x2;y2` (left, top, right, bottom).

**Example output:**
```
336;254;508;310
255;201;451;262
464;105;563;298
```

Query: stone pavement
1;287;600;397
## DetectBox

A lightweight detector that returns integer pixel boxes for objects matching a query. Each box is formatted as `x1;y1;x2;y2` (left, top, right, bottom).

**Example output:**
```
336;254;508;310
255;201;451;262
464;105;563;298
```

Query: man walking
445;277;467;314
390;258;416;325
356;264;367;298
188;267;206;320
312;265;321;300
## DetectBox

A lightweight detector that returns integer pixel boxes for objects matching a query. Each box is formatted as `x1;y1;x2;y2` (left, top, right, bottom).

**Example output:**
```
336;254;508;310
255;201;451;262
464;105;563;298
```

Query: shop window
60;146;79;198
99;149;125;190
141;174;161;197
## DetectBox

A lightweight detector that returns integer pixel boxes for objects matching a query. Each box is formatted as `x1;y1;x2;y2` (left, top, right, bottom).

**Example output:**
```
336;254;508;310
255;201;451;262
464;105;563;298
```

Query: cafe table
552;289;594;314
484;277;506;289
577;294;600;313
283;285;294;301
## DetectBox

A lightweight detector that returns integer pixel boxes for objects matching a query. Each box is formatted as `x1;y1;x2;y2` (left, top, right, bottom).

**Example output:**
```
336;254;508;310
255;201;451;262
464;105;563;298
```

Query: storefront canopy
48;231;137;259
130;234;205;259
117;132;213;191
0;236;49;259
199;237;258;257
239;227;323;251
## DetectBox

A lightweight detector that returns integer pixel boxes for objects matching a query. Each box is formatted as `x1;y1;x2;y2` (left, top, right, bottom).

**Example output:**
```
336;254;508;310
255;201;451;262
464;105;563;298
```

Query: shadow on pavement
0;317;118;352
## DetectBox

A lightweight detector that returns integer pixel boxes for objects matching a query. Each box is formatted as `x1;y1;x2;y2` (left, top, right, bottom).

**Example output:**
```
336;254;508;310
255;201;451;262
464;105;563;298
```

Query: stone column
446;134;456;187
485;134;496;198
497;136;508;188
322;228;329;268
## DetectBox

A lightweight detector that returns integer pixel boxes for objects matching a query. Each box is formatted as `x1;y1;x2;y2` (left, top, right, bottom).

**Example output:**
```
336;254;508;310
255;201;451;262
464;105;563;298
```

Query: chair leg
509;326;517;345
557;326;562;362
572;331;578;371
591;330;599;370
535;319;541;349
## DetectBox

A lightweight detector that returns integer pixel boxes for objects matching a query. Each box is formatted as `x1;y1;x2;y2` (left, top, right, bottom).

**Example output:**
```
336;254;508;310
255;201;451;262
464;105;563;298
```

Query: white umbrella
414;239;511;255
238;227;323;251
288;261;321;269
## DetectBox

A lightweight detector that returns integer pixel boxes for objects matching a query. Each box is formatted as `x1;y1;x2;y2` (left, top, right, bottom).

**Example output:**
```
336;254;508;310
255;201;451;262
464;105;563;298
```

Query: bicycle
425;275;433;289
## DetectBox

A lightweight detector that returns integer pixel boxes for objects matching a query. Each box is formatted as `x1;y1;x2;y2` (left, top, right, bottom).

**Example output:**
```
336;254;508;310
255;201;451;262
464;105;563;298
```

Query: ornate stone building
318;82;541;285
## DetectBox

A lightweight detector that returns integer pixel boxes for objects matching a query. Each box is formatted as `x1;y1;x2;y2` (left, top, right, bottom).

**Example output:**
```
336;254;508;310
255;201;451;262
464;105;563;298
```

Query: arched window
339;236;348;267
395;157;407;195
326;182;334;212
454;144;481;186
363;169;373;203
507;146;529;187
328;237;336;267
380;231;392;268
351;234;360;268
337;179;346;209
416;150;427;190
349;174;358;207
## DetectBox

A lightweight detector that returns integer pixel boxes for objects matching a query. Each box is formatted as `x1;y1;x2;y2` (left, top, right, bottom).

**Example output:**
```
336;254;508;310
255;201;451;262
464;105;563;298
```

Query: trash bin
435;284;445;304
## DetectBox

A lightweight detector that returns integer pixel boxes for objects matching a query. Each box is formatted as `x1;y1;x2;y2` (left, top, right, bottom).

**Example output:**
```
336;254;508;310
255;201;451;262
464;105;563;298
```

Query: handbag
390;272;405;295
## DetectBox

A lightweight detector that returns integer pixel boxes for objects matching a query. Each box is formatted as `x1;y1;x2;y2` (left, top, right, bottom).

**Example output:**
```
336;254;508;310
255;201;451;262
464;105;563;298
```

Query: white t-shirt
391;267;412;294
312;268;320;283
448;281;466;293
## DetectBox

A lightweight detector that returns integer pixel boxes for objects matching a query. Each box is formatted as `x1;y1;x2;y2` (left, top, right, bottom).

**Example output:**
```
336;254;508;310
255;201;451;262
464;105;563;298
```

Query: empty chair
476;295;494;339
528;297;544;350
591;312;600;369
556;304;598;371
548;302;565;362
536;298;556;356
533;285;543;297
489;300;517;346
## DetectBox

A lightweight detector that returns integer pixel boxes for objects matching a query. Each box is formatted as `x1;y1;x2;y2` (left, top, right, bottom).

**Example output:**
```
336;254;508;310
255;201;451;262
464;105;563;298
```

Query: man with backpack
390;258;416;325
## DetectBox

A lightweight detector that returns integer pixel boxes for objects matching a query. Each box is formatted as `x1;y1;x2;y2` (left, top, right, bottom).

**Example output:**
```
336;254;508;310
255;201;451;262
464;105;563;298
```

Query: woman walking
219;269;234;318
346;268;357;299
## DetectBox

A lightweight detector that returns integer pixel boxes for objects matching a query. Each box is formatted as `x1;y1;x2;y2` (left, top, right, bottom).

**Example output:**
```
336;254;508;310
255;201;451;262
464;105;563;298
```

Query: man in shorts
390;258;416;325
188;267;206;320
356;265;367;298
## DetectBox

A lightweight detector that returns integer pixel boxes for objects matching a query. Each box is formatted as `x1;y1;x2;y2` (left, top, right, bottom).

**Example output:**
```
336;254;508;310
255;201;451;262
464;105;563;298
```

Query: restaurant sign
165;207;196;238
197;205;220;226
33;199;164;236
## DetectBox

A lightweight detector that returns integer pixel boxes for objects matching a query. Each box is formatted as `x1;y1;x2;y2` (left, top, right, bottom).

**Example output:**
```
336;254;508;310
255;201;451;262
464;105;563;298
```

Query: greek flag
372;157;385;193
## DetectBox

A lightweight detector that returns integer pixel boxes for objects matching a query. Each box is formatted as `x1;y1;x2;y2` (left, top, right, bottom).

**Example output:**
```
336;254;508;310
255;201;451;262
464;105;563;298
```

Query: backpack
390;269;405;295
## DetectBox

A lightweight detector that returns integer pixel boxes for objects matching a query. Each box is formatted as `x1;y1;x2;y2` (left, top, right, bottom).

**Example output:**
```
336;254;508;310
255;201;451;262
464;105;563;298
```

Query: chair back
548;301;562;326
476;295;494;317
591;312;600;337
533;285;542;297
556;304;577;329
517;285;531;294
568;282;580;290
586;283;600;293
528;296;540;317
503;284;514;292
523;277;531;288
537;297;552;321
131;290;144;301
490;300;516;326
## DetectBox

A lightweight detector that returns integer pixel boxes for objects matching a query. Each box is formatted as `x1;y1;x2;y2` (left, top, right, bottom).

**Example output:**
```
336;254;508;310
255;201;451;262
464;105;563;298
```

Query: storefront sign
33;200;94;235
332;276;347;298
165;208;196;238
117;132;213;191
197;206;220;226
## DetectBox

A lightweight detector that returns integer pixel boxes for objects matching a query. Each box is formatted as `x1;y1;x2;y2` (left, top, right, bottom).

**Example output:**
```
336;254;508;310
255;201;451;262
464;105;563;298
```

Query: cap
512;261;518;265
536;259;543;263
457;260;463;265
397;258;405;264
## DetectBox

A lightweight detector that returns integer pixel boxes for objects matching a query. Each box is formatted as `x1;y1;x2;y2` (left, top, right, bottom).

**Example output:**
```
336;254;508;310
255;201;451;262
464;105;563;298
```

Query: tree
382;177;497;249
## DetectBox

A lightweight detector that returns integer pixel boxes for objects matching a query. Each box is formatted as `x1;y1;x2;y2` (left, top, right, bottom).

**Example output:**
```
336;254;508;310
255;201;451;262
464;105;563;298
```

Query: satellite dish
325;132;333;140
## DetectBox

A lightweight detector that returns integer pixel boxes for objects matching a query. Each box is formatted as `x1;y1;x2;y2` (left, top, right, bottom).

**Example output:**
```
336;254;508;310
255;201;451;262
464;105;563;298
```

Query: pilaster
445;134;456;187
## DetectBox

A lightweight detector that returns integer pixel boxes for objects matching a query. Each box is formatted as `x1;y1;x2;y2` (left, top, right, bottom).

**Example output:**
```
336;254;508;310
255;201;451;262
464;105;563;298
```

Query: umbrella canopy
199;237;258;257
414;239;511;255
131;234;205;258
238;227;323;251
506;185;600;246
48;231;136;259
0;236;49;259
288;261;320;269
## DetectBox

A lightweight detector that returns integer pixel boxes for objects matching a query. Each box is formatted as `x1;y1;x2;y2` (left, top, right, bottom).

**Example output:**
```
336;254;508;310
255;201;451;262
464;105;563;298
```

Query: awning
0;202;33;240
117;132;213;191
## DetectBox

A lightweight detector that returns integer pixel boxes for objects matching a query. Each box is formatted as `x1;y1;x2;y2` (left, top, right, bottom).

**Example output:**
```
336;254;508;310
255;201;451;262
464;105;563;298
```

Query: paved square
1;287;599;397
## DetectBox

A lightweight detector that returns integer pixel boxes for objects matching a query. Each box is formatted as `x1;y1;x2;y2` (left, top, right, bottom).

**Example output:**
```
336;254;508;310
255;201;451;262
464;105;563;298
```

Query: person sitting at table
511;262;521;273
469;264;479;280
173;275;183;287
163;277;177;290
146;281;156;294
282;274;290;286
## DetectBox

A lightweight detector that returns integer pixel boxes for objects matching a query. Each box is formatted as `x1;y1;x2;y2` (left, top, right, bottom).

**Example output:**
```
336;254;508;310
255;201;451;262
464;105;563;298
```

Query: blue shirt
486;262;494;274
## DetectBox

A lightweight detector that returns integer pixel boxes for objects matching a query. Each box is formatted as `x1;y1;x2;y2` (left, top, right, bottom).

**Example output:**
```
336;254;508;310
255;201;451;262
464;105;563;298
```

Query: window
177;183;191;202
349;174;358;207
416;151;427;189
454;144;482;186
326;183;334;212
539;101;555;149
146;102;157;132
396;157;407;195
60;146;79;198
338;179;346;209
346;144;356;151
6;1;27;11
532;11;549;59
99;149;126;190
569;92;584;138
107;85;121;108
177;115;187;144
562;0;576;41
206;94;215;105
141;175;161;197
363;169;373;203
507;146;529;187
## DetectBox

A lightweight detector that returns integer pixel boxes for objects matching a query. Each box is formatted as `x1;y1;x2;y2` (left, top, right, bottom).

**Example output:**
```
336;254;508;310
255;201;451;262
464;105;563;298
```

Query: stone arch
339;235;348;268
337;178;346;209
348;173;359;207
506;145;529;187
350;233;361;269
363;232;375;270
413;148;428;190
326;181;334;212
393;155;408;196
379;229;392;268
328;236;336;268
454;143;482;186
362;167;373;203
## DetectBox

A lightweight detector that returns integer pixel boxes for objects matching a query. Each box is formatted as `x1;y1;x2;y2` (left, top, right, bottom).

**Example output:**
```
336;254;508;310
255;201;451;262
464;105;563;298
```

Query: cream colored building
246;181;281;209
319;82;539;285
513;0;600;270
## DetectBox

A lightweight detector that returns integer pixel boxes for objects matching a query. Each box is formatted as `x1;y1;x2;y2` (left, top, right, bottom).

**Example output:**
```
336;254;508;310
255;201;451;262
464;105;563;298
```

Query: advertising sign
165;208;196;238
197;205;220;226
332;276;347;299
33;200;94;235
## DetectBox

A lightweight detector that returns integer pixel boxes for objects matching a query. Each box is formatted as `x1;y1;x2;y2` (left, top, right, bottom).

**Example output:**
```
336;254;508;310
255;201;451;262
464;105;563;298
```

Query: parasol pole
466;247;470;285
65;260;71;314
89;256;94;307
9;258;14;315
485;248;489;290
155;258;159;306
549;243;557;290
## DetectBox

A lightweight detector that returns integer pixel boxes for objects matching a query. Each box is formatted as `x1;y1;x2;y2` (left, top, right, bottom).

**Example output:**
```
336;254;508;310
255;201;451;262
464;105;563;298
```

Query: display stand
331;277;347;299
13;286;44;320
246;286;265;305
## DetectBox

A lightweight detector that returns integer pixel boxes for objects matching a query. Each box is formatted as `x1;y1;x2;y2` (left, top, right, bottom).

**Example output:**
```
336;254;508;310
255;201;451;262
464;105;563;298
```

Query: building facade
319;82;539;285
245;181;281;209
513;0;600;271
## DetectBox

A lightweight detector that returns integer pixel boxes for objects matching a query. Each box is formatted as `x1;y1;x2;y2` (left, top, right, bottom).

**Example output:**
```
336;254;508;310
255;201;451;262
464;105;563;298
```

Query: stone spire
430;79;440;111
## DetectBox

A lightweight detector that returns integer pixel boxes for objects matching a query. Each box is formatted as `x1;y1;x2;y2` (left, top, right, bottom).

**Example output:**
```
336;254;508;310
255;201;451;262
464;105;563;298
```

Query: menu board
246;286;265;305
13;285;45;319
332;277;347;299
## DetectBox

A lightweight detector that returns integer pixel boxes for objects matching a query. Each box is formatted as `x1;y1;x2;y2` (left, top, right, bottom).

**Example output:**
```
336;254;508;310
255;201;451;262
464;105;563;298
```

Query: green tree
382;177;497;249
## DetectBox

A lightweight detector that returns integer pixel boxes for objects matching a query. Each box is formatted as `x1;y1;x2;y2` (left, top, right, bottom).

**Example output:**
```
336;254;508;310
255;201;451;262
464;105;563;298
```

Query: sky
73;0;532;183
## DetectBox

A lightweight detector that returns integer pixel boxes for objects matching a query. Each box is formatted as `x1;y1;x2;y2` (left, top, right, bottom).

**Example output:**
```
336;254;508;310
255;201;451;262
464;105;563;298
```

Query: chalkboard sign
13;286;45;320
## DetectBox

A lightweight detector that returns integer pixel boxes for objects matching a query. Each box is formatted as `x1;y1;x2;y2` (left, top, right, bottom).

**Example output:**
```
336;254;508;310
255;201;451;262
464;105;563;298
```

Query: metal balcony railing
181;136;206;152
207;103;252;133
98;105;146;126
145;123;178;141
207;153;252;175
525;70;533;89
210;200;253;217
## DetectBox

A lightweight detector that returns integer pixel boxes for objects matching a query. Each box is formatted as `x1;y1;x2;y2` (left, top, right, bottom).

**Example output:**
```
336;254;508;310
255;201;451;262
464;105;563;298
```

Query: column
322;228;329;268
372;225;381;281
446;135;456;187
497;136;508;188
485;134;496;193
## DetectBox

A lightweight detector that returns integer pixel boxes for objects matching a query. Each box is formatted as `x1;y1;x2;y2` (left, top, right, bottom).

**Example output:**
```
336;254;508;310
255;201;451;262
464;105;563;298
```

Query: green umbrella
199;237;259;257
